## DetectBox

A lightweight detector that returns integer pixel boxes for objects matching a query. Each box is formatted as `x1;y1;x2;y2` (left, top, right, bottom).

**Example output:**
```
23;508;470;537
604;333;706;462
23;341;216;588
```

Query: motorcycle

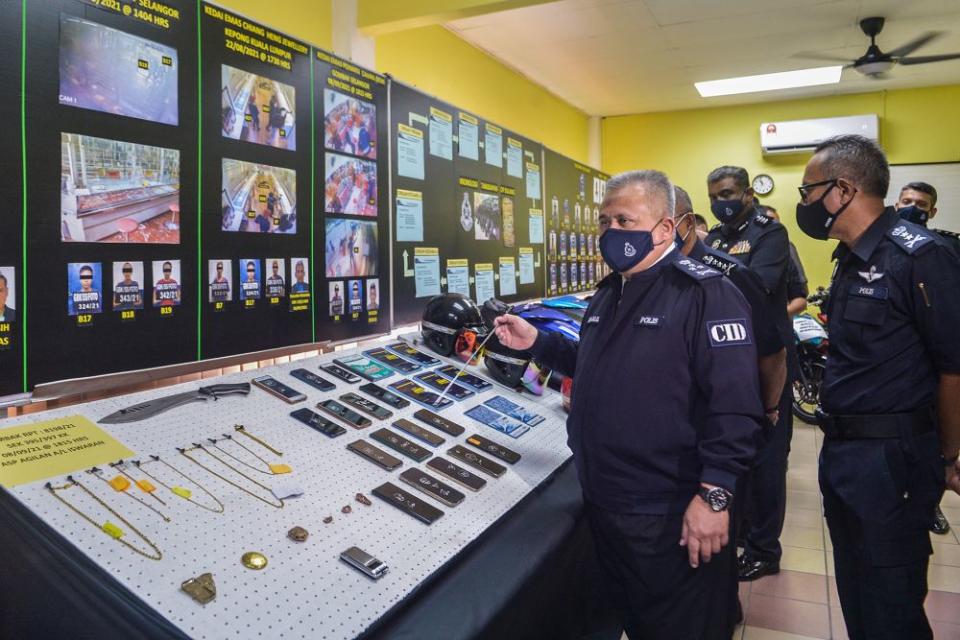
792;287;829;424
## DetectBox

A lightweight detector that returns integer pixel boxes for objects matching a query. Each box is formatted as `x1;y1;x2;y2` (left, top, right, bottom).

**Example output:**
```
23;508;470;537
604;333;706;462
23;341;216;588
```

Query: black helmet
482;332;531;389
421;293;486;356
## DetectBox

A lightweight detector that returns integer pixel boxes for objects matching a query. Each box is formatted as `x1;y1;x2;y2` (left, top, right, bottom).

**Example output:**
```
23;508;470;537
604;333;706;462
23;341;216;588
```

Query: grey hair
673;185;693;217
604;170;676;219
814;135;889;198
707;165;749;191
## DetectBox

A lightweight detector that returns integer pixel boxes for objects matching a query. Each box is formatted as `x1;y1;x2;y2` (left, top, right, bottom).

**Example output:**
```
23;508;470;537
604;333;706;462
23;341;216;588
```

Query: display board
542;148;609;296
314;50;391;340
24;0;199;388
390;82;546;326
0;0;23;397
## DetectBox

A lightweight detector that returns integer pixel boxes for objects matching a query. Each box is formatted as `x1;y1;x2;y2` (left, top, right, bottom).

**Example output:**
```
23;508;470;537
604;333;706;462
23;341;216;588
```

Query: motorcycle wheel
792;360;824;425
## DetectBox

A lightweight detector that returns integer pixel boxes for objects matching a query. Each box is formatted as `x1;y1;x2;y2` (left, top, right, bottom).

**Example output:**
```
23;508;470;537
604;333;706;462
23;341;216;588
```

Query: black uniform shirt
688;240;784;358
821;208;960;415
529;252;763;514
787;243;809;301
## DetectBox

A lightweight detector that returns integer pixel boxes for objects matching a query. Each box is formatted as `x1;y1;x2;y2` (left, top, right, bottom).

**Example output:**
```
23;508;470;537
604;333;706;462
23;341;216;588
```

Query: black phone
317;399;372;429
340;393;393;420
385;342;440;366
465;434;521;464
399;468;464;507
448;444;506;478
321;363;362;384
426;457;487;492
413;408;465;436
372;482;444;524
290;408;346;438
346;440;402;471
289;368;336;392
369;428;431;463
414;371;474;401
392;418;445;447
252;375;307;404
358;382;410;409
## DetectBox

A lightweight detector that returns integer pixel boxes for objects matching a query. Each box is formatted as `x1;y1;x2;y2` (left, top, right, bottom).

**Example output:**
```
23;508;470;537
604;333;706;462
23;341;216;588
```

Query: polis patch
707;319;751;347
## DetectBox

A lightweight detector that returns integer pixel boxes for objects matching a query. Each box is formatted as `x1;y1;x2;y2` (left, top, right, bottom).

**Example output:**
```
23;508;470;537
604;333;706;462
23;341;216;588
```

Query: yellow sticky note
0;416;136;488
102;522;124;539
269;463;292;475
171;486;192;499
135;479;157;493
109;476;131;492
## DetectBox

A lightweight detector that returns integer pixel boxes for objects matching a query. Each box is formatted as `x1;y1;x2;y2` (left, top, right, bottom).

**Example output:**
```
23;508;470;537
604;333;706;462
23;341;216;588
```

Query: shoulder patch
935;228;960;240
700;252;738;276
674;257;722;282
887;222;935;254
753;213;772;226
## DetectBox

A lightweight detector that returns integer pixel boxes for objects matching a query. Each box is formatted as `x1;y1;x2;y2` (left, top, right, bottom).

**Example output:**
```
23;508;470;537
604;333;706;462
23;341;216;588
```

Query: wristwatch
698;486;733;512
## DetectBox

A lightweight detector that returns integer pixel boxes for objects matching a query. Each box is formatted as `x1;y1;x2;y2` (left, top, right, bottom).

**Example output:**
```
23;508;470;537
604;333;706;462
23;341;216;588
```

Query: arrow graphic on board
494;273;500;281
409;113;428;127
402;250;414;277
535;253;541;268
440;277;448;286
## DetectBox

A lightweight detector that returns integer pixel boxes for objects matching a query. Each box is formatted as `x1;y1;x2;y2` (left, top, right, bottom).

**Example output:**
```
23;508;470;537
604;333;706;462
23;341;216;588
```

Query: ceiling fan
796;17;960;78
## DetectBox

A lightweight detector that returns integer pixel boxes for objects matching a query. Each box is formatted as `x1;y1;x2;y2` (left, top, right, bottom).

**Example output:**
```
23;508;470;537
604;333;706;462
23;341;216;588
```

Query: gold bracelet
86;467;170;523
179;445;284;509
133;456;225;514
46;476;162;561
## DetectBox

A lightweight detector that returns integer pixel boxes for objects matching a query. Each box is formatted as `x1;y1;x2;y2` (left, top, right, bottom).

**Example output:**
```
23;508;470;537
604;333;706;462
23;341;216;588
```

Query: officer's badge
711;239;722;249
729;240;751;255
857;265;884;283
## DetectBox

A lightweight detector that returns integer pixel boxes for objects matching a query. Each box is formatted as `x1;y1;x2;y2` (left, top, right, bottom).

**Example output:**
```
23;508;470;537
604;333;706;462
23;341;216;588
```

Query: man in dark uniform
797;135;960;640
705;166;794;581
894;180;958;536
494;170;763;639
759;205;810;316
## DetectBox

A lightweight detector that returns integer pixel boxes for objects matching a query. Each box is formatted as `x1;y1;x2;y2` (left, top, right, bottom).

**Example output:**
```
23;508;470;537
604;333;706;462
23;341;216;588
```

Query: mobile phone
340;546;389;580
289;368;336;392
392;418;445;447
346;440;402;471
412;408;465;436
321;363;361;384
358;382;410;410
363;348;421;374
385;342;440;366
340;393;393;420
426;457;487;492
435;365;493;392
290;408;346;438
317;399;372;429
369;428;431;463
465;434;521;464
447;444;507;478
388;380;454;411
251;375;307;404
413;371;474;401
334;354;394;381
372;482;444;525
399;468;465;507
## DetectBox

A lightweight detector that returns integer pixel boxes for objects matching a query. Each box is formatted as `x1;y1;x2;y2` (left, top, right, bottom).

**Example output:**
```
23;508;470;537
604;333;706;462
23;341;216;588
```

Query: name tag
851;285;888;300
634;315;662;327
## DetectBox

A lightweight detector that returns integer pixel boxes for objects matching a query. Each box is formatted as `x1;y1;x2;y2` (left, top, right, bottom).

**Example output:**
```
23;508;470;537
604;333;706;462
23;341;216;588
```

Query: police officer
797;135;960;639
759;205;810;316
494;170;763;639
705;166;794;580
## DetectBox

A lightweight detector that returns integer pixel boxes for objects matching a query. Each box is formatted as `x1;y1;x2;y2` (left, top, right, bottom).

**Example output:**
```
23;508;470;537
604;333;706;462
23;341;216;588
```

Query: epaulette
699;252;739;276
673;257;722;282
934;228;960;240
753;213;773;226
708;222;723;233
887;221;935;255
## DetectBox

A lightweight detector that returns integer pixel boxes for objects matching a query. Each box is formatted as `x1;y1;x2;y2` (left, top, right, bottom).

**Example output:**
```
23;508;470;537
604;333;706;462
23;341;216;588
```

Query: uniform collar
840;207;898;262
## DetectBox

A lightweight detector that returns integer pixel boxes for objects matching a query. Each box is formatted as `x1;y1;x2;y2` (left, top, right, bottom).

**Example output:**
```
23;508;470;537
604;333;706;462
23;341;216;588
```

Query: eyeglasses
797;179;837;203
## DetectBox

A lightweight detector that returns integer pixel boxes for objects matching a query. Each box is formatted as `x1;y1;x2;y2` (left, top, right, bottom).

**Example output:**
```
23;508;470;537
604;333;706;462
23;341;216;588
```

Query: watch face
706;488;731;511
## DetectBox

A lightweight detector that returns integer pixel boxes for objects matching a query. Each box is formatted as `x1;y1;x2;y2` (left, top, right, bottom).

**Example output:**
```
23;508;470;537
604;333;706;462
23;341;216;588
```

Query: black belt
816;407;936;440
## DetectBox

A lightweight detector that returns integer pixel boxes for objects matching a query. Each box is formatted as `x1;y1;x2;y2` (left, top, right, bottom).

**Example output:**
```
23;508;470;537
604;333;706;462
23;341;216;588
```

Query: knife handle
200;383;251;398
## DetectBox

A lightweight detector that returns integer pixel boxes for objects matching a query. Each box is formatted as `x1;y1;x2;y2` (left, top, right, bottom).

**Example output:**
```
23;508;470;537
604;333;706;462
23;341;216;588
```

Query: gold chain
86;467;170;523
179;445;284;509
46;476;163;561
134;456;225;514
110;460;168;506
234;424;283;457
208;436;274;475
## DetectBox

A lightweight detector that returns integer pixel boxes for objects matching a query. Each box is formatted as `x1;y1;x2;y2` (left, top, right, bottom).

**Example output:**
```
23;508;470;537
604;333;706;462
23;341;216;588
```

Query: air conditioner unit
760;114;879;155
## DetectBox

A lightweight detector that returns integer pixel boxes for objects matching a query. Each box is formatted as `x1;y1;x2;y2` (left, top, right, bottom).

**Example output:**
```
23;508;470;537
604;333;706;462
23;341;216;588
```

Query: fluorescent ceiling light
695;66;843;97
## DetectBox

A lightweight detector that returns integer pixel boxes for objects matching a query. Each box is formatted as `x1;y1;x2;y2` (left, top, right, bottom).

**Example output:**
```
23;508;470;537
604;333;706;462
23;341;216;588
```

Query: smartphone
392;418;445;447
321;363;361;384
385;342;440;366
413;371;474;401
426;457;487;492
372;482;444;525
340;546;389;580
340;393;393;420
334;354;394;381
363;348;421;374
412;408;465;437
388;379;454;411
290;408;346;438
346;440;402;471
369;428;432;463
399;468;465;507
466;434;521;464
252;375;307;404
317;399;372;429
358;382;410;410
435;365;493;392
289;368;336;392
447;444;507;478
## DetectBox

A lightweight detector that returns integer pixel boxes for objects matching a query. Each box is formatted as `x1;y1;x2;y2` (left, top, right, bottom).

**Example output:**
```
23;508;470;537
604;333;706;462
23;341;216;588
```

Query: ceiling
446;0;960;116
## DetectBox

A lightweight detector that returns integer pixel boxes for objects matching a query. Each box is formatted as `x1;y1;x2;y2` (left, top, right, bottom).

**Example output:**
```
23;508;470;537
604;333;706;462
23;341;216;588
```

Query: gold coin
241;552;268;570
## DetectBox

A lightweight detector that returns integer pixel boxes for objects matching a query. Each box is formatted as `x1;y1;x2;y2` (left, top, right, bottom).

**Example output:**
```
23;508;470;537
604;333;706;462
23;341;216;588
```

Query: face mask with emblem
796;180;855;241
599;224;662;273
710;197;745;224
897;205;929;226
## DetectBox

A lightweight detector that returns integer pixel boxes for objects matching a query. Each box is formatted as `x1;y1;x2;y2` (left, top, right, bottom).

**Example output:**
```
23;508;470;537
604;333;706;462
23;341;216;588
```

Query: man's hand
494;315;538;351
947;460;960;495
680;487;730;568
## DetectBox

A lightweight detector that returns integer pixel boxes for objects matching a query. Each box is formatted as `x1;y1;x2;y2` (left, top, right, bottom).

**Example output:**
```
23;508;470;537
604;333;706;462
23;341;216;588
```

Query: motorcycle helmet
482;331;533;389
421;293;486;357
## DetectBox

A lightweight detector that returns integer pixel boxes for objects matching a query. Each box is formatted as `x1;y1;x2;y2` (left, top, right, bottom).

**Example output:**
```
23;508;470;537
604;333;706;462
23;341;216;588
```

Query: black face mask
795;181;855;241
897;205;930;226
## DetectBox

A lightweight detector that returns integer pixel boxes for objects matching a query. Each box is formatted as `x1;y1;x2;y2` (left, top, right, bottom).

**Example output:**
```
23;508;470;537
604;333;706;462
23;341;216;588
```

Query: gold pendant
182;573;217;604
241;551;268;570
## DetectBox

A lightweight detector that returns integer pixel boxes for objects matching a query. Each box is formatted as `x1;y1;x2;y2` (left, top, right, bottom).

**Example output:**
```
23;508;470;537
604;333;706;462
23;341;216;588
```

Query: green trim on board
310;52;316;342
196;0;203;360
20;0;28;392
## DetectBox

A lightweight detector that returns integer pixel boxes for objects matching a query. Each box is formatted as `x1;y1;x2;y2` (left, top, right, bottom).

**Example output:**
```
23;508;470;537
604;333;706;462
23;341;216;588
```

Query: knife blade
99;383;251;424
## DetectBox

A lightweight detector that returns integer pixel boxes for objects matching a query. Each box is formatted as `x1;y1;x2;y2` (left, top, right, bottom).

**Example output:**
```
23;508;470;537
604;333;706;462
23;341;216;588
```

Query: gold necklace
234;424;284;457
46;476;163;561
133;456;225;514
208;435;290;475
86;467;170;523
179;445;284;509
109;460;167;506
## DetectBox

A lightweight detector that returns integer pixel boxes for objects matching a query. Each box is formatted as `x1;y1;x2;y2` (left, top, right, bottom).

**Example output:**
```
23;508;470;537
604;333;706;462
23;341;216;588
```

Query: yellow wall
375;25;590;162
214;0;333;50
603;84;960;290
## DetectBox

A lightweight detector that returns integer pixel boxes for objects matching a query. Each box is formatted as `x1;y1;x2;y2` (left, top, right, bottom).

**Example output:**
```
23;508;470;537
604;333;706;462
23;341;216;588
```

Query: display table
0;341;609;639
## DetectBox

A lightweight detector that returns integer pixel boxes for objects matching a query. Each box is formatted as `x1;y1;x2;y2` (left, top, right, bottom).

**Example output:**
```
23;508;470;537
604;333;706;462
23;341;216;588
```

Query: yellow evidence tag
171;486;192;499
109;476;131;492
102;522;124;539
135;479;157;493
269;464;293;475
